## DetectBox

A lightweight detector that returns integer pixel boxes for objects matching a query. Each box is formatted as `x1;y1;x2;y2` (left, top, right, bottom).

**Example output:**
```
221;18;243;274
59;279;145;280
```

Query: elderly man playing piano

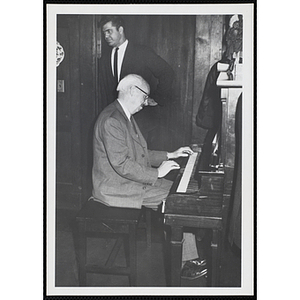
91;74;207;280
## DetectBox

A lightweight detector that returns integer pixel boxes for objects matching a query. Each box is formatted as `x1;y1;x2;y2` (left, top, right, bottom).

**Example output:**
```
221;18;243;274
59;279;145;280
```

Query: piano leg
211;228;221;286
170;226;184;286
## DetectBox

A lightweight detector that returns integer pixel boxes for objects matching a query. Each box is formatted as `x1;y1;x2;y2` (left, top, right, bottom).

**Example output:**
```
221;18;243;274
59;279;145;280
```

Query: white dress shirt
117;98;131;121
111;39;128;81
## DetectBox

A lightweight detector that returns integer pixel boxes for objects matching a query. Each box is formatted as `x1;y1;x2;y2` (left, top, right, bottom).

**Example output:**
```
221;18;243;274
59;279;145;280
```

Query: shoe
185;258;207;268
181;263;208;280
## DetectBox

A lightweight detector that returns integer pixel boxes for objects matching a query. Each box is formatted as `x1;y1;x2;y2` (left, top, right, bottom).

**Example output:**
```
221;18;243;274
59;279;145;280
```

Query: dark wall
192;15;224;145
56;15;97;209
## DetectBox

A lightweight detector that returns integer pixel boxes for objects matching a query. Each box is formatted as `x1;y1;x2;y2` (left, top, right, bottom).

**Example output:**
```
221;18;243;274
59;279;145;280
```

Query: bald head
117;74;150;115
117;74;149;94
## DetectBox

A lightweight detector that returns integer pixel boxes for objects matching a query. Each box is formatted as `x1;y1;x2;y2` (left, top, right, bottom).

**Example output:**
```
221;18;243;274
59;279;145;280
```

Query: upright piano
164;67;242;286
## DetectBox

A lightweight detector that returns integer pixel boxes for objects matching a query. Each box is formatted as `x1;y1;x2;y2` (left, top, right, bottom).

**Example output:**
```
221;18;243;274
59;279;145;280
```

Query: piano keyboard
162;151;200;213
176;152;199;193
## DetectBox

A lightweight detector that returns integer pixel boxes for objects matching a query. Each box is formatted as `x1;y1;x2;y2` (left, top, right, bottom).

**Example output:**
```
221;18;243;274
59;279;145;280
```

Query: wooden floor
55;208;241;288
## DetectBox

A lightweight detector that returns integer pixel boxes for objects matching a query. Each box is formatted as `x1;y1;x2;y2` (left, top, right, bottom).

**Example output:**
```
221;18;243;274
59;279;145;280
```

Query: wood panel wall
104;15;223;149
56;15;97;209
108;15;197;151
192;15;224;145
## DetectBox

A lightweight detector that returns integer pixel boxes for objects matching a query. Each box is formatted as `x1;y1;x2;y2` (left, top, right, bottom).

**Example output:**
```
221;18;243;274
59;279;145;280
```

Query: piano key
176;152;198;193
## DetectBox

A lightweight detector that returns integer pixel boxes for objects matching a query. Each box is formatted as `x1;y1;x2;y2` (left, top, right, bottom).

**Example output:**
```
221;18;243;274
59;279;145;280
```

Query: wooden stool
74;199;151;286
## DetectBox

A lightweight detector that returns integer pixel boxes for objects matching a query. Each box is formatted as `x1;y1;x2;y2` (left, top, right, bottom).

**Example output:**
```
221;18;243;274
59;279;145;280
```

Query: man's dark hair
100;15;125;31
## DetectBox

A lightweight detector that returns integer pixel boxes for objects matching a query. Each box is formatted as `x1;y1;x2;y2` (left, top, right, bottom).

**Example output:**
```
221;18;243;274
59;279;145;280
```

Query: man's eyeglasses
134;85;149;103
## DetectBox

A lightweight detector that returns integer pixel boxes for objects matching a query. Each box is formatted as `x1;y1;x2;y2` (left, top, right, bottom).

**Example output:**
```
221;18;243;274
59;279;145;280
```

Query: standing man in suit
92;74;207;280
98;15;174;146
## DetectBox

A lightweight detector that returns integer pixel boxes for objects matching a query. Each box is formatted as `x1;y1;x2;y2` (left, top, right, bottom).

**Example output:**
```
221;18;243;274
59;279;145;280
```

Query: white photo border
46;3;255;296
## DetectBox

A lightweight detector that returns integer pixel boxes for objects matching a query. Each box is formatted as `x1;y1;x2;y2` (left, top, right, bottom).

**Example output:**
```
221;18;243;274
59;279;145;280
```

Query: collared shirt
117;98;131;121
111;39;128;81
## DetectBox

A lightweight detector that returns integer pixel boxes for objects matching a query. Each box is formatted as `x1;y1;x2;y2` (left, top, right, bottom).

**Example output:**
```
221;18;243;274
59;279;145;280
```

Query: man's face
102;21;123;48
131;85;149;115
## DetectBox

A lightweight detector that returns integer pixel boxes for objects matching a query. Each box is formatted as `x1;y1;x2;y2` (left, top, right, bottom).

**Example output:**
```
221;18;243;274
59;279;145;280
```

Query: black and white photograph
46;2;255;297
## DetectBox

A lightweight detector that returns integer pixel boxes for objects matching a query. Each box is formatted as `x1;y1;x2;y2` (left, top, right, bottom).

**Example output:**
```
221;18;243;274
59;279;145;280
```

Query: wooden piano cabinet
164;222;223;287
164;172;224;287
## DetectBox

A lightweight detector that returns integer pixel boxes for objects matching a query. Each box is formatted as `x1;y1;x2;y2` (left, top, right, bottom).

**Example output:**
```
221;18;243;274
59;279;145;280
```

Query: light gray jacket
92;100;168;209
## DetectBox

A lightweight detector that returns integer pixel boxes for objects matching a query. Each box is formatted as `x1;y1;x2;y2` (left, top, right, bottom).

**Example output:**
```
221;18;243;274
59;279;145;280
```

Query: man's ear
118;26;124;35
129;85;135;97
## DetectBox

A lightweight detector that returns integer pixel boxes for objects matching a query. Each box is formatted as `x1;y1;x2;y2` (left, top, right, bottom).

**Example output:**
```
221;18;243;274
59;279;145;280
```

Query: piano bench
139;206;152;248
73;199;151;286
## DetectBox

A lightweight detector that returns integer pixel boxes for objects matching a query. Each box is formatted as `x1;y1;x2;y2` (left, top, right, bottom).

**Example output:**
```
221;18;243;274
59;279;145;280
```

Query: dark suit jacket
99;42;174;107
196;62;222;130
92;100;168;209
